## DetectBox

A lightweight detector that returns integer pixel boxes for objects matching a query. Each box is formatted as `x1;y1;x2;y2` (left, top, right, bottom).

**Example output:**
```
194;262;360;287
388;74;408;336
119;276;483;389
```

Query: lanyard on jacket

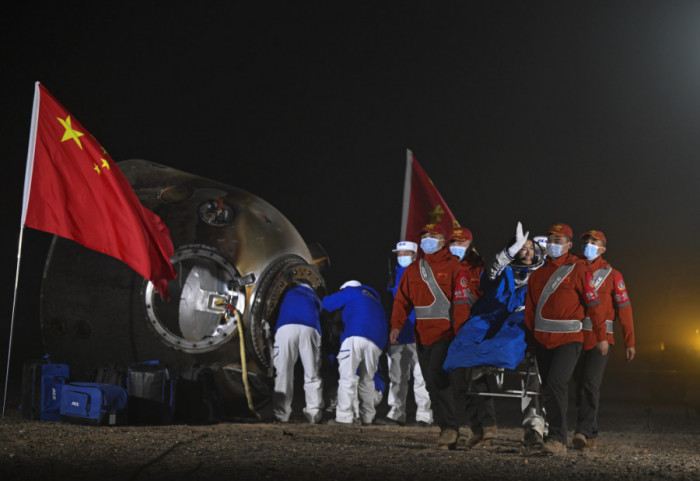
534;263;582;333
414;259;452;323
582;266;614;333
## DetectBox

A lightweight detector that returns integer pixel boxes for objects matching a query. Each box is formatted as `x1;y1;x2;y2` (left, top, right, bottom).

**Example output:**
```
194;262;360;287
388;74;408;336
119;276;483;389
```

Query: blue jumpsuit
322;285;387;424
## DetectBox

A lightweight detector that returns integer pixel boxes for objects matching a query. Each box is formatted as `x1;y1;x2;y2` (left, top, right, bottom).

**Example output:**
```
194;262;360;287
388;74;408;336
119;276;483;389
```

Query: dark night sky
2;3;700;372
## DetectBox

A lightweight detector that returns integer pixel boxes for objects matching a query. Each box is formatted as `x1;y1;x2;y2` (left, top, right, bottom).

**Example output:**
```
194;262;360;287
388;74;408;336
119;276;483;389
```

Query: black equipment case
127;361;175;424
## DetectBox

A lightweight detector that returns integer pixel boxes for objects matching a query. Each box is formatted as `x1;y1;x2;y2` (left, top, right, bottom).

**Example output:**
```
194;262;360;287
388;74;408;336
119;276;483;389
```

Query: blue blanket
443;310;527;371
443;267;528;371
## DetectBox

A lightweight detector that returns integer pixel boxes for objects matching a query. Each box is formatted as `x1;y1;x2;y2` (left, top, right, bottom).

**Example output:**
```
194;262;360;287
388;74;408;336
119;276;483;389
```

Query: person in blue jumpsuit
322;280;388;425
444;222;547;446
272;282;324;423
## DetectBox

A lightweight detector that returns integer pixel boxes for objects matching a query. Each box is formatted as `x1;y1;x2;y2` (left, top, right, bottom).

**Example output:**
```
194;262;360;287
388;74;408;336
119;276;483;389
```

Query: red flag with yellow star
400;150;459;244
21;82;176;298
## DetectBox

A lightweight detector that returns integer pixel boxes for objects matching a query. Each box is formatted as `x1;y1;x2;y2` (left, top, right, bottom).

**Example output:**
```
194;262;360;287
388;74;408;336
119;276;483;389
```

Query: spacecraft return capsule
40;159;328;418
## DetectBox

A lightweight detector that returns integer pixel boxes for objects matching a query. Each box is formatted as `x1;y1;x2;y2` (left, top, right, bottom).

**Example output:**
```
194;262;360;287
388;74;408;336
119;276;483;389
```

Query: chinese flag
400;150;459;243
21;82;176;298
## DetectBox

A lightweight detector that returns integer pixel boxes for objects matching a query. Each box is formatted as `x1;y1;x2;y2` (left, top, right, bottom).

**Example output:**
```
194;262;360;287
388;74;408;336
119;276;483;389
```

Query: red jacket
390;247;471;345
460;251;485;302
525;252;605;349
582;256;635;350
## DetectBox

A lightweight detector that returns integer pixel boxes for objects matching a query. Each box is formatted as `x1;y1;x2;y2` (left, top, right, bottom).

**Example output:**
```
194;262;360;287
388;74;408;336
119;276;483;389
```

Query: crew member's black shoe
375;417;404;426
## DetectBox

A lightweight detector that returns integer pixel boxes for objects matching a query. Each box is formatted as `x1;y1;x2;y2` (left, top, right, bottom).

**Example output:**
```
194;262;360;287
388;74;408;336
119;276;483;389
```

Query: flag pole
3;82;41;417
2;227;26;417
399;149;413;240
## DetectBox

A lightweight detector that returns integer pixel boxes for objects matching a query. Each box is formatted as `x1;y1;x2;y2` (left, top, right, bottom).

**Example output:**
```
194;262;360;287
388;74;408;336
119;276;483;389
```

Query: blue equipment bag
127;361;175;424
41;362;71;421
20;355;70;422
60;382;128;426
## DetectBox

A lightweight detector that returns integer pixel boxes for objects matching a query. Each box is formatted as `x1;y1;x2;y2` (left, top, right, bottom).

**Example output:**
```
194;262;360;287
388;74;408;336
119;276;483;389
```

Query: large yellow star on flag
57;115;85;150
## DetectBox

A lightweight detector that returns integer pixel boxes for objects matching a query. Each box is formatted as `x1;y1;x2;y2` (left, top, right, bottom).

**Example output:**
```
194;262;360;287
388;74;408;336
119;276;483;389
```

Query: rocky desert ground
1;378;699;481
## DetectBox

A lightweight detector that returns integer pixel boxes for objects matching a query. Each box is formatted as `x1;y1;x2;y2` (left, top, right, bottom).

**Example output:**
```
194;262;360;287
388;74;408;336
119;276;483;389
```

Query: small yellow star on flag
57;115;85;149
93;163;101;175
101;158;110;170
429;204;445;223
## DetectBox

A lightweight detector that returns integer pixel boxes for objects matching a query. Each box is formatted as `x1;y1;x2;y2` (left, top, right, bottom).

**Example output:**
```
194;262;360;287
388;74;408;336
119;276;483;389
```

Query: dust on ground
1;394;699;481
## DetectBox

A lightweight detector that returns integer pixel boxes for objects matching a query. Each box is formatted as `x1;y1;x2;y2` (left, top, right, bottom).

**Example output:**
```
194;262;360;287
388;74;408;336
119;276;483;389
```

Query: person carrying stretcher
524;223;606;455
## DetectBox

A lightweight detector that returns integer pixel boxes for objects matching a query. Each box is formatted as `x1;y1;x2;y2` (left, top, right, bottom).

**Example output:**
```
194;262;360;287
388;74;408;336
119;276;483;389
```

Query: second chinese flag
401;150;459;244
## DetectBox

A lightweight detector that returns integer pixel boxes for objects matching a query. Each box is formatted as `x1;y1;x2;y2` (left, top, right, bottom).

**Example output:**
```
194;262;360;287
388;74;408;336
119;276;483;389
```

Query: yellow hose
233;308;261;420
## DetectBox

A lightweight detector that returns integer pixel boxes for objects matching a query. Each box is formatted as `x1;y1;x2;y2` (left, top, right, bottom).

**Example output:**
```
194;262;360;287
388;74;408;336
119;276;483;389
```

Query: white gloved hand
507;221;529;258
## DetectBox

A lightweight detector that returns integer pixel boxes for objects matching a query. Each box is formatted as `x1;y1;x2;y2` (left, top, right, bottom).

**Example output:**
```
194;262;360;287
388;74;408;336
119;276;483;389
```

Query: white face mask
397;255;413;268
546;242;565;259
583;243;600;261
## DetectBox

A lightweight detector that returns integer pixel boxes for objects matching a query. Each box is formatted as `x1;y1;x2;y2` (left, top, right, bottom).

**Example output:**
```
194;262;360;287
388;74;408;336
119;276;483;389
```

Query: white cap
296;283;314;292
392;241;418;253
340;280;361;289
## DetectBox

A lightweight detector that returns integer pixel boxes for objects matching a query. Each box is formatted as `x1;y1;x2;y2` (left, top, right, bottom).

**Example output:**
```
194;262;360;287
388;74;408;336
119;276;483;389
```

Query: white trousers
272;324;323;423
336;336;382;424
386;343;433;423
326;384;382;420
353;386;383;419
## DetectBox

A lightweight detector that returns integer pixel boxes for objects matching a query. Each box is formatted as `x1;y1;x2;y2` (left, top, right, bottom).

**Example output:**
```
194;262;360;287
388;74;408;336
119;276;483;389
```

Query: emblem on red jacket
437;272;448;280
617;280;626;290
460;278;467;287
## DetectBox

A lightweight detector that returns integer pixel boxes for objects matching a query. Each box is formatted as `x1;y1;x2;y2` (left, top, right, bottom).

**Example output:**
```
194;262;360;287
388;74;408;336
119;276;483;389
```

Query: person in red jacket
446;226;497;445
448;226;484;301
524;223;606;455
390;223;472;449
573;229;635;450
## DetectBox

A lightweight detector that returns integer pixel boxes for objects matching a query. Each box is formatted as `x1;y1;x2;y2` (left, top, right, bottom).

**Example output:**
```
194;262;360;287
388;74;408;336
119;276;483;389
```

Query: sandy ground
1;386;699;481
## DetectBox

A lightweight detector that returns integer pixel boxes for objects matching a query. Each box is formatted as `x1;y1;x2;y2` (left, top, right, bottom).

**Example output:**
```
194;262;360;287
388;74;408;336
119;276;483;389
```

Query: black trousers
535;342;582;444
451;367;497;433
417;340;458;431
574;346;610;439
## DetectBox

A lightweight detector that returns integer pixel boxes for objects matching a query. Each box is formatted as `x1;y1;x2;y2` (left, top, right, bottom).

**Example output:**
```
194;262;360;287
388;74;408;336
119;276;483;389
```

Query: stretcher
465;352;542;401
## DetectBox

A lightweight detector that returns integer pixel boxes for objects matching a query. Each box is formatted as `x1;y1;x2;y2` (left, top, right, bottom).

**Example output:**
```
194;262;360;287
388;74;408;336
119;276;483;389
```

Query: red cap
449;227;473;242
546;223;573;239
418;223;446;237
580;229;607;245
